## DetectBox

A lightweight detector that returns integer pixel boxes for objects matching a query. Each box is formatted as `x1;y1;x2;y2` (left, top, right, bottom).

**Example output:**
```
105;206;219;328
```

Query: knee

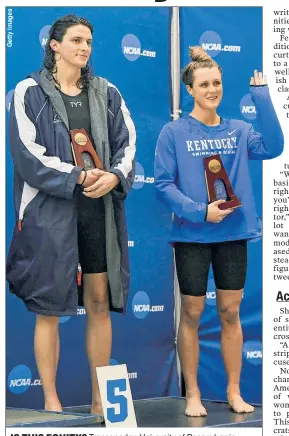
84;291;109;315
218;304;240;325
181;304;204;329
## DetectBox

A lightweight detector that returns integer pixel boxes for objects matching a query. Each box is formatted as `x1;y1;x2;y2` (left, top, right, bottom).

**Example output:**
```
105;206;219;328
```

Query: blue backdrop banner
180;6;262;404
6;6;263;409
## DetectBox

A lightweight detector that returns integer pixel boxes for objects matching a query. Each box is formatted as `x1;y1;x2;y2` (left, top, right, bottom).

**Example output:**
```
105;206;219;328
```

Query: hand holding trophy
206;199;233;223
203;154;241;223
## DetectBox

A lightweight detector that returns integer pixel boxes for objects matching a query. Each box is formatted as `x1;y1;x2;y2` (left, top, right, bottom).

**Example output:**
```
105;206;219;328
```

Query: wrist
110;172;120;185
204;205;208;221
77;170;86;185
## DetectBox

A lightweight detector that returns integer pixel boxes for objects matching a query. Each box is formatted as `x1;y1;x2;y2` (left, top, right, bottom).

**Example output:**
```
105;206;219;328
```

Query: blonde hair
182;46;222;87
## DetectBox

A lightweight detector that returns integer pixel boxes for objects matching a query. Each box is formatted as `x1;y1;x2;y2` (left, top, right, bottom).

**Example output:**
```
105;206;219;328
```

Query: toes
185;409;207;417
229;401;255;414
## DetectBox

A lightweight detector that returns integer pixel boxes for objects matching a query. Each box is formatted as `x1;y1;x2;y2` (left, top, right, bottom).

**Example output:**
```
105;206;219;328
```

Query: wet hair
43;14;94;90
182;46;222;88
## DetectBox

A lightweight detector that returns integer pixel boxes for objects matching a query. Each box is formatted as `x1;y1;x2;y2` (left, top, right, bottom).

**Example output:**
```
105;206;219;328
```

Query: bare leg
55;332;60;379
34;315;62;412
83;272;111;416
177;295;207;417
217;289;254;413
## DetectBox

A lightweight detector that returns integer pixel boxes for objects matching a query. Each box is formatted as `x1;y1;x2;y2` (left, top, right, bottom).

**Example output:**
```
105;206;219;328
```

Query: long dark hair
43;14;94;90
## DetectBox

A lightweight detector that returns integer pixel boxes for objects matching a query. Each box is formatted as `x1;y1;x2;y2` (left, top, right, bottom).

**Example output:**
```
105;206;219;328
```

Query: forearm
249;86;284;159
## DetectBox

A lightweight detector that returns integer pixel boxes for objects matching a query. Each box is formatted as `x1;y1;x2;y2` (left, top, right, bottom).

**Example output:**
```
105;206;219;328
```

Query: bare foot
91;401;104;422
44;399;62;413
227;393;254;413
185;393;207;417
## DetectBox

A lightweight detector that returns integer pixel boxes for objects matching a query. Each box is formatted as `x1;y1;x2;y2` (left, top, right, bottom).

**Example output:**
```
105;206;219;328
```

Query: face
187;67;223;110
50;24;92;68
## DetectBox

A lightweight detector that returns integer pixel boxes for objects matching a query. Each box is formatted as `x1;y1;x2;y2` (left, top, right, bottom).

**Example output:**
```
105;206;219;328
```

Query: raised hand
250;70;267;86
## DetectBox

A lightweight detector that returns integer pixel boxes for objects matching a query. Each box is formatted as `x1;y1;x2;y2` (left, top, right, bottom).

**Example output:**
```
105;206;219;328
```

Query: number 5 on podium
107;378;128;423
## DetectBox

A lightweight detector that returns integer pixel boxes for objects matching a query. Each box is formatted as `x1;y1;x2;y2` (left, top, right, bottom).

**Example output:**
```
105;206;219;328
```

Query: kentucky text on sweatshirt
154;86;284;244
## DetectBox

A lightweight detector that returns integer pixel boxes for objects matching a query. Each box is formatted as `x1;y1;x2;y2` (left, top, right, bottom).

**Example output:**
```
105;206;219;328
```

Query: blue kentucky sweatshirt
154;85;284;244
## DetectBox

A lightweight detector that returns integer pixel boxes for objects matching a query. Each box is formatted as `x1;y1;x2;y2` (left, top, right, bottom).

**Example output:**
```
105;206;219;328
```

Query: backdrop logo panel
110;359;138;380
59;309;86;323
243;340;262;365
240;94;257;120
39;25;51;49
132;291;151;319
199;31;222;57
77;308;86;315
132;162;154;190
132;291;164;319
59;316;71;323
8;365;41;394
6;89;14;112
199;30;241;58
206;278;216;307
121;34;156;61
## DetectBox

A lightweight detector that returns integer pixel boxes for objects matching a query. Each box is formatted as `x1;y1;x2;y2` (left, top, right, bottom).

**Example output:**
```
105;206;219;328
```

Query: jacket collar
39;69;70;131
37;69;109;165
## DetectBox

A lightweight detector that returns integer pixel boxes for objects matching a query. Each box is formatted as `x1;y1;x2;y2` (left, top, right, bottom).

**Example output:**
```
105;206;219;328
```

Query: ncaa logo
206;278;216;307
6;89;14;112
39;25;51;49
8;365;32;394
133;162;154;190
243;340;262;365
132;291;150;319
59;316;71;324
110;358;119;365
133;162;145;190
122;34;141;61
240;94;256;120
199;31;222;57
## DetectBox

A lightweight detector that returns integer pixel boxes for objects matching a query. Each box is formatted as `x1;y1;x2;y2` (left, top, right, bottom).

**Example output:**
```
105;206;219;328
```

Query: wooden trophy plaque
203;154;241;210
70;128;104;170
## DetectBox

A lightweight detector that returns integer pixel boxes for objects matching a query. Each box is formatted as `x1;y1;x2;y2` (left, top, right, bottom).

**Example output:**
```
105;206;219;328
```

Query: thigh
77;196;107;274
211;240;247;291
174;242;212;297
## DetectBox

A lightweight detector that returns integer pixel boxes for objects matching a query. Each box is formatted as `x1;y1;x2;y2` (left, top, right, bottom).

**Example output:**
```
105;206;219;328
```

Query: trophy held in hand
203;154;241;210
70;128;104;170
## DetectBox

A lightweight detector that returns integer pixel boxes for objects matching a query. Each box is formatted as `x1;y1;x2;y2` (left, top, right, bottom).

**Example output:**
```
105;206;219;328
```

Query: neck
53;60;82;89
190;105;220;126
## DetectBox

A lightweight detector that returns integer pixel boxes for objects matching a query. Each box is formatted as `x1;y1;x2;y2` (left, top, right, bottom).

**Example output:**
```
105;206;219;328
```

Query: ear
186;84;194;98
50;39;59;52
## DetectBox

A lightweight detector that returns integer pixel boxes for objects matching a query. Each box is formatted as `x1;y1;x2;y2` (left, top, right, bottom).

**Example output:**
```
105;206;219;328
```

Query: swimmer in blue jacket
155;46;283;416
